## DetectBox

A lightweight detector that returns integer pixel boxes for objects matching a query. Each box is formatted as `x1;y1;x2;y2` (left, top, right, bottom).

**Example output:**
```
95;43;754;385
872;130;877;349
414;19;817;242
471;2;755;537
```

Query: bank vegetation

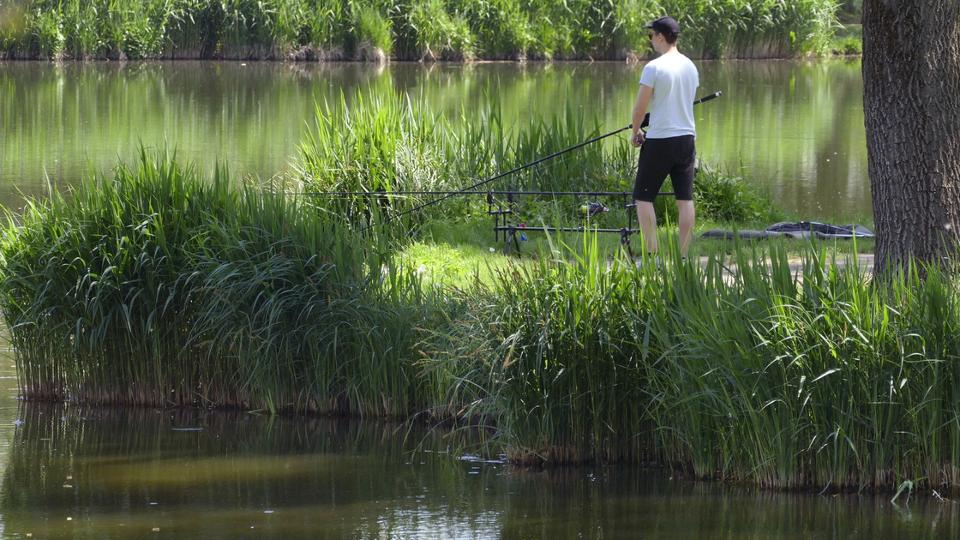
0;0;840;61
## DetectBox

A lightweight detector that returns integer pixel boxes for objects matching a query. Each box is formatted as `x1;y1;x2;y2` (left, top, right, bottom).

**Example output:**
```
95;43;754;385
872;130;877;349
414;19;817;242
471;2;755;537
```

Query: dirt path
708;253;875;283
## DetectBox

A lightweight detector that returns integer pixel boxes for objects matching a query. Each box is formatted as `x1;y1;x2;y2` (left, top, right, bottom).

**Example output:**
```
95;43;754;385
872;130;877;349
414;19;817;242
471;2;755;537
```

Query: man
631;16;699;259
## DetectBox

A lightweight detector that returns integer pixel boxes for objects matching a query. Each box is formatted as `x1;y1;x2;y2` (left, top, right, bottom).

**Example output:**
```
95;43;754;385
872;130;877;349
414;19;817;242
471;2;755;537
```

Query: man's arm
632;84;654;147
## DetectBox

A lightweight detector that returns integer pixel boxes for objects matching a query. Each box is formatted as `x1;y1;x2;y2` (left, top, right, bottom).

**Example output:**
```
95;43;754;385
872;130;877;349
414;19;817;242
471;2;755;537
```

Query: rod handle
693;91;723;105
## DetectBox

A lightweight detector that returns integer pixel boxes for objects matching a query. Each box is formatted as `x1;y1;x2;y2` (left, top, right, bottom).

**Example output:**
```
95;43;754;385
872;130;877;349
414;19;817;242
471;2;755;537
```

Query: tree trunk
863;1;960;273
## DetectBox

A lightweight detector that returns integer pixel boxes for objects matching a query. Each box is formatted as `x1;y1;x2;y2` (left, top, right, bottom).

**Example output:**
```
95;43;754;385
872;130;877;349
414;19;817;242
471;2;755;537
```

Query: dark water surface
0;358;958;539
1;60;868;220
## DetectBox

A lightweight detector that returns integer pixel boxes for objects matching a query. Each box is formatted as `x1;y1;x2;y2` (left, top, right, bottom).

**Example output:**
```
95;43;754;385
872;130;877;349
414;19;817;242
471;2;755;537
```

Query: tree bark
862;0;960;273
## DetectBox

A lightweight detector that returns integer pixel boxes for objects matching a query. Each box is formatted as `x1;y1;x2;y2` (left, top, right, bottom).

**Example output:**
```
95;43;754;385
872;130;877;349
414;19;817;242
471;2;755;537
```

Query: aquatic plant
0;0;840;61
405;0;475;61
295;88;616;233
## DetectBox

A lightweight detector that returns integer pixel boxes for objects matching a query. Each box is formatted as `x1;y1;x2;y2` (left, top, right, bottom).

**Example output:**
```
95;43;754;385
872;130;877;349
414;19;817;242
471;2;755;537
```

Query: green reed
427;235;960;490
659;0;839;58
0;149;443;416
0;0;839;61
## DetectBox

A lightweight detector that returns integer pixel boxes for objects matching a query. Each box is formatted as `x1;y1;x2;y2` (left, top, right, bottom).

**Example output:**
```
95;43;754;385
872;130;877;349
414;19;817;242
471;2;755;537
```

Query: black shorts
633;135;696;202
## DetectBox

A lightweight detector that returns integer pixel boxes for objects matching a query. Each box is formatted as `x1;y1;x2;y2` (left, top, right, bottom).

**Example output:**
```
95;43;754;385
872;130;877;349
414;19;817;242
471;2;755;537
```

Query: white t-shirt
639;51;699;139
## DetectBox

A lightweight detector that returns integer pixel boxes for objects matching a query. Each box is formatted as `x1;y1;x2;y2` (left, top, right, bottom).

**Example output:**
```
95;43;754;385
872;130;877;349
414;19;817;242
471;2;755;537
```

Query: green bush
832;36;862;55
654;167;782;225
693;167;783;223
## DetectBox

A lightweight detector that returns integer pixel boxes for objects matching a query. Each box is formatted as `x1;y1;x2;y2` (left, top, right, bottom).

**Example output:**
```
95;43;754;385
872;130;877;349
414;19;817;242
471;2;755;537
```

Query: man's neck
660;45;679;56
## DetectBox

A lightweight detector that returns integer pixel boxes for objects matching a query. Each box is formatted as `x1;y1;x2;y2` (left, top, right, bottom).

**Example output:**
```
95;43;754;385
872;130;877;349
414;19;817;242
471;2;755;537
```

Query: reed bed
4;150;960;492
0;0;839;61
428;239;960;491
0;150;443;417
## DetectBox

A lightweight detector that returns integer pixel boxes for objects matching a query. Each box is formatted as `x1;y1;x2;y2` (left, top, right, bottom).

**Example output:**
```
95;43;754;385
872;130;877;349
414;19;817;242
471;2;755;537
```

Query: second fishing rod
359;91;722;232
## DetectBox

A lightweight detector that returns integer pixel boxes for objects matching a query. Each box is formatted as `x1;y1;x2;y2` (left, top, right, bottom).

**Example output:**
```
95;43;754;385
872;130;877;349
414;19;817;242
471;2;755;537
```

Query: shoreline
6;395;945;499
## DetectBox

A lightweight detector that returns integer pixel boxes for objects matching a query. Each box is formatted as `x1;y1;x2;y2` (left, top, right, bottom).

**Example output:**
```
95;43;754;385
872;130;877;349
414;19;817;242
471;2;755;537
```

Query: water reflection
2;404;498;539
1;59;868;219
1;400;957;539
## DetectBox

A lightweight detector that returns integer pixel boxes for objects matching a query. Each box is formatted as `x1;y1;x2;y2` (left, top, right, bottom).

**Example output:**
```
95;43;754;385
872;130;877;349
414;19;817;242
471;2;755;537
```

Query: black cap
645;16;681;36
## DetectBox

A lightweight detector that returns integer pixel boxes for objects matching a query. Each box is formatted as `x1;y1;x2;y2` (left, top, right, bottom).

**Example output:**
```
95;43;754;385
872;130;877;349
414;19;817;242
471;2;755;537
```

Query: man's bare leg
635;201;658;254
677;200;695;257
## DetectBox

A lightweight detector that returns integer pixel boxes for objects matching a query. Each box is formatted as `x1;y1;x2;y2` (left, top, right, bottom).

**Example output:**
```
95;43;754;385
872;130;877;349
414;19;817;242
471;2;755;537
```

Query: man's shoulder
641;58;661;73
664;52;696;67
646;53;694;72
639;59;659;85
645;55;669;68
677;53;698;71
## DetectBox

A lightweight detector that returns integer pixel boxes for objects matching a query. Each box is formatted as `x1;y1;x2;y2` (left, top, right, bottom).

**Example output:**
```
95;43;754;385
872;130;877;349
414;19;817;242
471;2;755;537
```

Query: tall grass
0;149;443;416
423;238;960;491
296;89;620;234
660;0;840;58
406;0;475;61
0;0;839;61
296;87;782;233
646;250;960;490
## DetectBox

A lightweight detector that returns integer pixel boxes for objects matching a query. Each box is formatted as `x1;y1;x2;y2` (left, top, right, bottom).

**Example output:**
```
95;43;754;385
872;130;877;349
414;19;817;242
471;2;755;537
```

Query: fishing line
295;144;588;197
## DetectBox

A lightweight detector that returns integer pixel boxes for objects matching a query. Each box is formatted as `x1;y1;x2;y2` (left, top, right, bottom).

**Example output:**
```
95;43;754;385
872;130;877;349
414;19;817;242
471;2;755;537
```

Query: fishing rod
309;190;643;198
359;90;722;232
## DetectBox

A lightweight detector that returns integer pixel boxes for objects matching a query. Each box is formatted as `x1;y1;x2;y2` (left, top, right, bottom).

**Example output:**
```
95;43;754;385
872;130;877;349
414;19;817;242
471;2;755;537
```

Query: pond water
0;358;958;539
1;59;868;220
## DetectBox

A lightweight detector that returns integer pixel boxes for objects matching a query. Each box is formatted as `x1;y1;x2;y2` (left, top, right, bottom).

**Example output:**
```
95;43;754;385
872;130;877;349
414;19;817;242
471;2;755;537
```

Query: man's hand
632;84;654;148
